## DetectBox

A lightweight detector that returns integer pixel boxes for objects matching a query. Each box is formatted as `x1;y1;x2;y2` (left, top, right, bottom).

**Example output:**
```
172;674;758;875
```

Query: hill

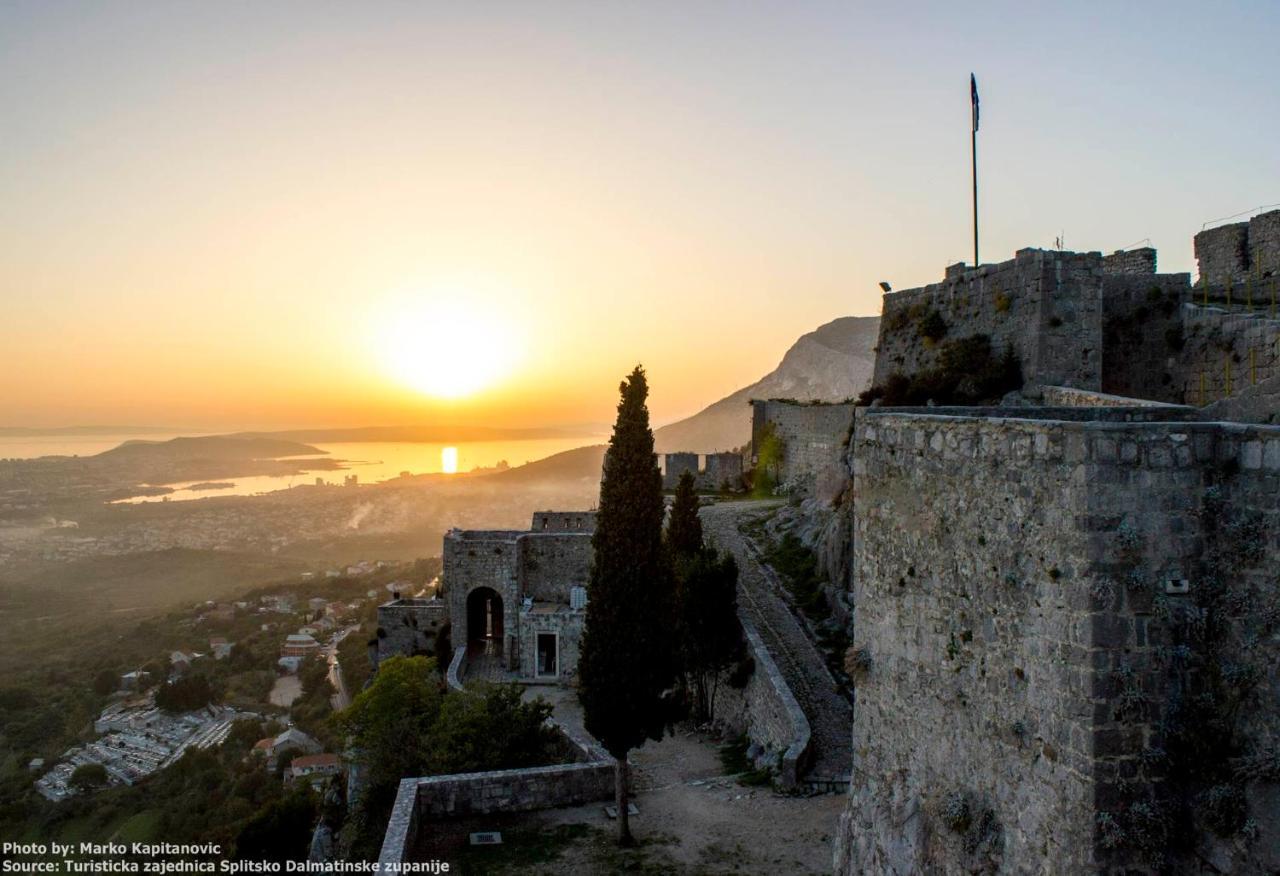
494;444;607;485
232;425;597;443
96;435;322;461
653;315;879;453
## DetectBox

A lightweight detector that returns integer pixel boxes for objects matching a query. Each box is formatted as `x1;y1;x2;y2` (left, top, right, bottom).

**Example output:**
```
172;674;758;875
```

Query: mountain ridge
653;315;879;454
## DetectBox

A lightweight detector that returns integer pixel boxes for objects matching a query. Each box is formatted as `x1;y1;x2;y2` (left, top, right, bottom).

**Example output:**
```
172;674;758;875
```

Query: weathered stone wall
872;249;1106;393
376;598;447;662
1175;304;1280;406
837;409;1099;873
662;452;699;489
1195;222;1251;284
1100;273;1191;402
1194;210;1280;285
750;400;857;497
1201;372;1280;424
530;511;596;533
443;530;521;650
520;532;592;604
834;408;1280;873
1041;385;1190;409
1101;247;1157;275
702;451;744;490
377;729;615;867
516;605;584;683
714;619;812;789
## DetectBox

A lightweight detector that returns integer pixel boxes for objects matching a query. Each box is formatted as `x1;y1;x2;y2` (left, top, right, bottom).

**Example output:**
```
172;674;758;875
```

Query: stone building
441;511;596;683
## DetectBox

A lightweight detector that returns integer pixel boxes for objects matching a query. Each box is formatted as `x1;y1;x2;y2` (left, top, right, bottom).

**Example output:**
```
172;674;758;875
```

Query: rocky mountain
653;316;879;454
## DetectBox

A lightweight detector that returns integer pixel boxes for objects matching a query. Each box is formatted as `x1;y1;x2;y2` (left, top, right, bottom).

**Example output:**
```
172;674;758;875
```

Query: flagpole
972;122;978;267
971;73;979;268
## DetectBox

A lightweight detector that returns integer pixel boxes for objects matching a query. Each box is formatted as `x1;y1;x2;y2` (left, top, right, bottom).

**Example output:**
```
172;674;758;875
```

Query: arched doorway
465;587;504;656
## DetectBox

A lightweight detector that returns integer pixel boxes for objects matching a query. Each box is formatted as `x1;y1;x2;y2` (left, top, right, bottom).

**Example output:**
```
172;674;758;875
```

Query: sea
0;433;601;504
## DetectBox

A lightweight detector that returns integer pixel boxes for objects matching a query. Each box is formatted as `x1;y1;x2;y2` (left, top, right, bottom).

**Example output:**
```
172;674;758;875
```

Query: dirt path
700;500;853;786
430;710;843;874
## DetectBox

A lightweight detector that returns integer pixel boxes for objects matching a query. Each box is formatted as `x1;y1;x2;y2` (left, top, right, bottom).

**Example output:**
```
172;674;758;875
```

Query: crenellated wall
1194;209;1280;285
872;248;1107;394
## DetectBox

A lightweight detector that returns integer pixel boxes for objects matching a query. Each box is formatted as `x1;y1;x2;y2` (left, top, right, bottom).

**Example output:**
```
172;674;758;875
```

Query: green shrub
857;336;1021;407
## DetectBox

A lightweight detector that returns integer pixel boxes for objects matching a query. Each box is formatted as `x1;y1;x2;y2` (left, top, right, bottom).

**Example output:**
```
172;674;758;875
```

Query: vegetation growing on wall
1096;471;1273;869
751;423;785;497
857;335;1022;407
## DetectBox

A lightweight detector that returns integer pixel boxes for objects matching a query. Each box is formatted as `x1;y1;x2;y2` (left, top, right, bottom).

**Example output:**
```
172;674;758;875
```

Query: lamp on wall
879;281;892;293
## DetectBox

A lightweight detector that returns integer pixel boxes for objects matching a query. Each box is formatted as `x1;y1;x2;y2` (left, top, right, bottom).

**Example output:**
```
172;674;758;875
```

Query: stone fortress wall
376;598;447;664
1194;210;1280;286
808;213;1280;873
872;249;1110;392
749;400;857;498
834;407;1280;873
661;451;745;491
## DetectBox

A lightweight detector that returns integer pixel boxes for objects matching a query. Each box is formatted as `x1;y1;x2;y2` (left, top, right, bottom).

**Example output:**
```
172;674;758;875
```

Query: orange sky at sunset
5;4;1279;430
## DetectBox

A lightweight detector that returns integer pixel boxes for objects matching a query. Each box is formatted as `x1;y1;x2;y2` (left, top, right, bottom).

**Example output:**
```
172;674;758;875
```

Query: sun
375;297;519;399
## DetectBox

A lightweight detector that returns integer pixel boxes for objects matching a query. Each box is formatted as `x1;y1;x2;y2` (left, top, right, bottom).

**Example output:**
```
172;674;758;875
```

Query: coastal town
28;559;439;813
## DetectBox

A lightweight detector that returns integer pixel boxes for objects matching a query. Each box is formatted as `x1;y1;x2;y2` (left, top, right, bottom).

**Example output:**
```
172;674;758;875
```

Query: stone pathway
701;501;853;788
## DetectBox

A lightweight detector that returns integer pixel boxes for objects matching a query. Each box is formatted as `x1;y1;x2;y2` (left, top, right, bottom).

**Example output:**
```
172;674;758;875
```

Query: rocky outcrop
654;316;878;453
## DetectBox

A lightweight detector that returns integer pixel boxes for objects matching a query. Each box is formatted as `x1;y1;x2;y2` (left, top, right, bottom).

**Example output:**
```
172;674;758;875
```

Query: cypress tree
675;550;744;722
578;365;674;846
666;469;704;558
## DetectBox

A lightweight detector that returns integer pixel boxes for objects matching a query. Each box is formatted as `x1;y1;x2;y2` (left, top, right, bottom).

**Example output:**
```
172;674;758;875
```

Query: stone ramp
701;501;853;790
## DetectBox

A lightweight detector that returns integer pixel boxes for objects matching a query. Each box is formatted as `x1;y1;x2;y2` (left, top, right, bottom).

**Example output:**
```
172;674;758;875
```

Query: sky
3;1;1279;431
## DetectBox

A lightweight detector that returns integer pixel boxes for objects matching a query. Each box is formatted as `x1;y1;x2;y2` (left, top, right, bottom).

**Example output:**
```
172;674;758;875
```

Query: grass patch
718;735;773;787
763;534;831;621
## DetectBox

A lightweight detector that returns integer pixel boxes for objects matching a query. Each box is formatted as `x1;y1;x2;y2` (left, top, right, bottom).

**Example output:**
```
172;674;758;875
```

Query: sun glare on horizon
375;295;520;399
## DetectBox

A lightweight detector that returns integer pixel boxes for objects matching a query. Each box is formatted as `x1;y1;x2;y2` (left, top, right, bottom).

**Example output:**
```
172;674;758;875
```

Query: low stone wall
379;660;616;867
1040;385;1190;409
378;759;615;866
715;619;812;789
1201;372;1280;424
445;645;466;692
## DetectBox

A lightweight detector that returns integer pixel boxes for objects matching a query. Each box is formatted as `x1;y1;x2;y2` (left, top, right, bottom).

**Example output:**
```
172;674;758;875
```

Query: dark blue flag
971;73;979;132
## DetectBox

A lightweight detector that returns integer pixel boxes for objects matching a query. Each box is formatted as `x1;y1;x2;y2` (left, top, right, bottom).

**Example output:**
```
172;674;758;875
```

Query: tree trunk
615;755;633;846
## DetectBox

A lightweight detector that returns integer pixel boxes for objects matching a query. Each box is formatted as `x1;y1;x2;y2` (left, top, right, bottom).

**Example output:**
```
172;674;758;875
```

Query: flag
971;73;979;132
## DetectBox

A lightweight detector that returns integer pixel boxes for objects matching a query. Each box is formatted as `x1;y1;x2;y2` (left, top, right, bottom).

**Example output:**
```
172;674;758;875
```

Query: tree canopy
666;470;703;558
